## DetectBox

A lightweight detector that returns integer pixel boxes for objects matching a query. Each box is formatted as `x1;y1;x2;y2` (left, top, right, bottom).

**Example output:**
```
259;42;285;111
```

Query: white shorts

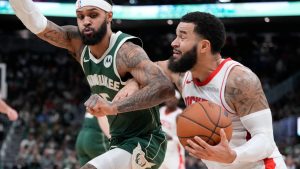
86;144;162;169
87;148;132;169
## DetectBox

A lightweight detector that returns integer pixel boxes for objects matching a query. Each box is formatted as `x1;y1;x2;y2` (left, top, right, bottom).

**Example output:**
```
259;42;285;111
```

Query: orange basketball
177;101;232;147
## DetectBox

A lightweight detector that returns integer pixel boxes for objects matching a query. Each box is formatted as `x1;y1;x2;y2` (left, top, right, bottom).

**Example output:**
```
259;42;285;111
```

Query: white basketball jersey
159;106;185;169
181;58;284;169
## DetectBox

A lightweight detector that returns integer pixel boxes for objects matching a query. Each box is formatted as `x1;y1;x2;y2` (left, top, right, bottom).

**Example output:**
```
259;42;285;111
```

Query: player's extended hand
185;129;237;163
6;107;18;121
112;79;139;102
84;94;118;117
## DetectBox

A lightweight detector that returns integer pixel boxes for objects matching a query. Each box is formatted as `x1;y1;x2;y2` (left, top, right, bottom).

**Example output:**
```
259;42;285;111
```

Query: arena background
0;0;300;168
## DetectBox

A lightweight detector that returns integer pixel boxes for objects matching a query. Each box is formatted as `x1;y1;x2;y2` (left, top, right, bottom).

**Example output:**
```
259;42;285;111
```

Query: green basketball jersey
80;31;161;139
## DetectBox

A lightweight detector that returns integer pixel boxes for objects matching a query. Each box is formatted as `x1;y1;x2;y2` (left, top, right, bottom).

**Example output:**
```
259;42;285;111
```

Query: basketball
177;101;232;147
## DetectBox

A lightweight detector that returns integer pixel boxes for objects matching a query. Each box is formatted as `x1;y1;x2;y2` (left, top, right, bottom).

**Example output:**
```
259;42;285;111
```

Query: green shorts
109;130;167;169
75;127;109;166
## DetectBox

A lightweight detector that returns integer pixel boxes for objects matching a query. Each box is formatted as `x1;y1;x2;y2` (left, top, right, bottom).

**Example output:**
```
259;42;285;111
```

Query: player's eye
90;13;98;18
76;14;84;20
179;35;186;40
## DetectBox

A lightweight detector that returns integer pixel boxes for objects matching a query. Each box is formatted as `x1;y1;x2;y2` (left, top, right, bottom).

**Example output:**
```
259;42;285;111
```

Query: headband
76;0;112;12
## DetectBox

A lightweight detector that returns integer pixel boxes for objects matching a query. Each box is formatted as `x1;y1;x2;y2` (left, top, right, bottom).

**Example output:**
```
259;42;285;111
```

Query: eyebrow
179;30;188;35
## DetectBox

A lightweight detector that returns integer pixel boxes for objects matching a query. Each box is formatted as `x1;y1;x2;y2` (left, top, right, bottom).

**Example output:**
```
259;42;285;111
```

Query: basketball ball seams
178;136;218;145
197;102;221;143
197;102;216;125
177;101;232;146
200;102;231;128
178;135;210;139
210;106;222;144
178;114;216;134
219;121;232;128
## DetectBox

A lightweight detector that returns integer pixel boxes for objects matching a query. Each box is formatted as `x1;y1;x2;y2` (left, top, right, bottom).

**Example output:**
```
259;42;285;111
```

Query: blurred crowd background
0;0;300;169
31;0;300;4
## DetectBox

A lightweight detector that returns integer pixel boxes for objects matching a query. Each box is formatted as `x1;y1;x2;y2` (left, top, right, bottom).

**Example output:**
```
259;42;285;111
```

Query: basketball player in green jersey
9;0;174;169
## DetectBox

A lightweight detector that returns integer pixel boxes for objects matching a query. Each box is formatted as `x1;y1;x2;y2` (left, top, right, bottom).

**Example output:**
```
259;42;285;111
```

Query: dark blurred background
0;0;300;169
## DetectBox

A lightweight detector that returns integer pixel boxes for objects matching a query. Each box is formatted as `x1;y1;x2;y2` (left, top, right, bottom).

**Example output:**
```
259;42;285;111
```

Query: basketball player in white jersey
0;98;18;121
116;11;287;169
157;11;287;169
159;90;185;169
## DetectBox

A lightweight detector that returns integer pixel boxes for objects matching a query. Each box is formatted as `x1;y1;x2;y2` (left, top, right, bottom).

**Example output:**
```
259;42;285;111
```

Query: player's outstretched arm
112;60;185;102
9;0;82;59
111;42;175;113
113;78;140;102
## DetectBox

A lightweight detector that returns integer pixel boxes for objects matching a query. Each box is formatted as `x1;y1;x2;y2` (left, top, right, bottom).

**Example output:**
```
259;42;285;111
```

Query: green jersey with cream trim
80;31;162;139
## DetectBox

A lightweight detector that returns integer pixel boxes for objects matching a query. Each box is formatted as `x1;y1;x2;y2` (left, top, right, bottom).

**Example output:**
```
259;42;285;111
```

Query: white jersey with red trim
181;58;284;169
159;106;185;169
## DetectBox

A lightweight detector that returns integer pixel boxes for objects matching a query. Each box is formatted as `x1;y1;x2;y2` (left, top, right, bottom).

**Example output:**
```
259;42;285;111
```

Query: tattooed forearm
81;164;97;169
115;42;174;113
225;66;269;117
115;75;174;113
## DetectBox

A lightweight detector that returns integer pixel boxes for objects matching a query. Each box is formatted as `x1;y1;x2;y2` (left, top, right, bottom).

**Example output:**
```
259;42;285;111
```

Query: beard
168;45;197;73
79;20;107;45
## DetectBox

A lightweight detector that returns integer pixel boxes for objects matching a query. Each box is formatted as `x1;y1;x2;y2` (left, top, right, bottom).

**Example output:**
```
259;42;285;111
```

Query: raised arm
37;24;83;60
9;0;83;61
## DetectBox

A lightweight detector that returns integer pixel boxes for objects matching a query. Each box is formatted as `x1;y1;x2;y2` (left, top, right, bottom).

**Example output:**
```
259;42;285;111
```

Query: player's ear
197;39;210;54
106;12;113;23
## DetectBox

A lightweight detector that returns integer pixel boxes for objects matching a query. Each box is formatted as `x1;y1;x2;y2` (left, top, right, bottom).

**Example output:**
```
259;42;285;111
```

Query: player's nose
171;37;179;48
82;17;92;27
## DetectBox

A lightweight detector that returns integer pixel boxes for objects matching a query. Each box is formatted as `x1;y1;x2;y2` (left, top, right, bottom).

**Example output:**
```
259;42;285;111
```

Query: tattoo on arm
115;42;174;113
37;21;81;52
225;66;269;117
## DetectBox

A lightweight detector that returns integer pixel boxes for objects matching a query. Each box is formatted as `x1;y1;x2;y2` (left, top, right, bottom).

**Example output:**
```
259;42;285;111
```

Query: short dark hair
181;12;226;54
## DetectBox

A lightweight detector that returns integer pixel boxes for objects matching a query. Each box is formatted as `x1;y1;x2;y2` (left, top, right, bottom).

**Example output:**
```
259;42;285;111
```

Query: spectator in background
285;155;297;169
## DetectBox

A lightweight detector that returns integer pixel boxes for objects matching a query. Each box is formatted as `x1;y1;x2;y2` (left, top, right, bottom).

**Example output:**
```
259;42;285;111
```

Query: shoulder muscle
224;66;269;117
